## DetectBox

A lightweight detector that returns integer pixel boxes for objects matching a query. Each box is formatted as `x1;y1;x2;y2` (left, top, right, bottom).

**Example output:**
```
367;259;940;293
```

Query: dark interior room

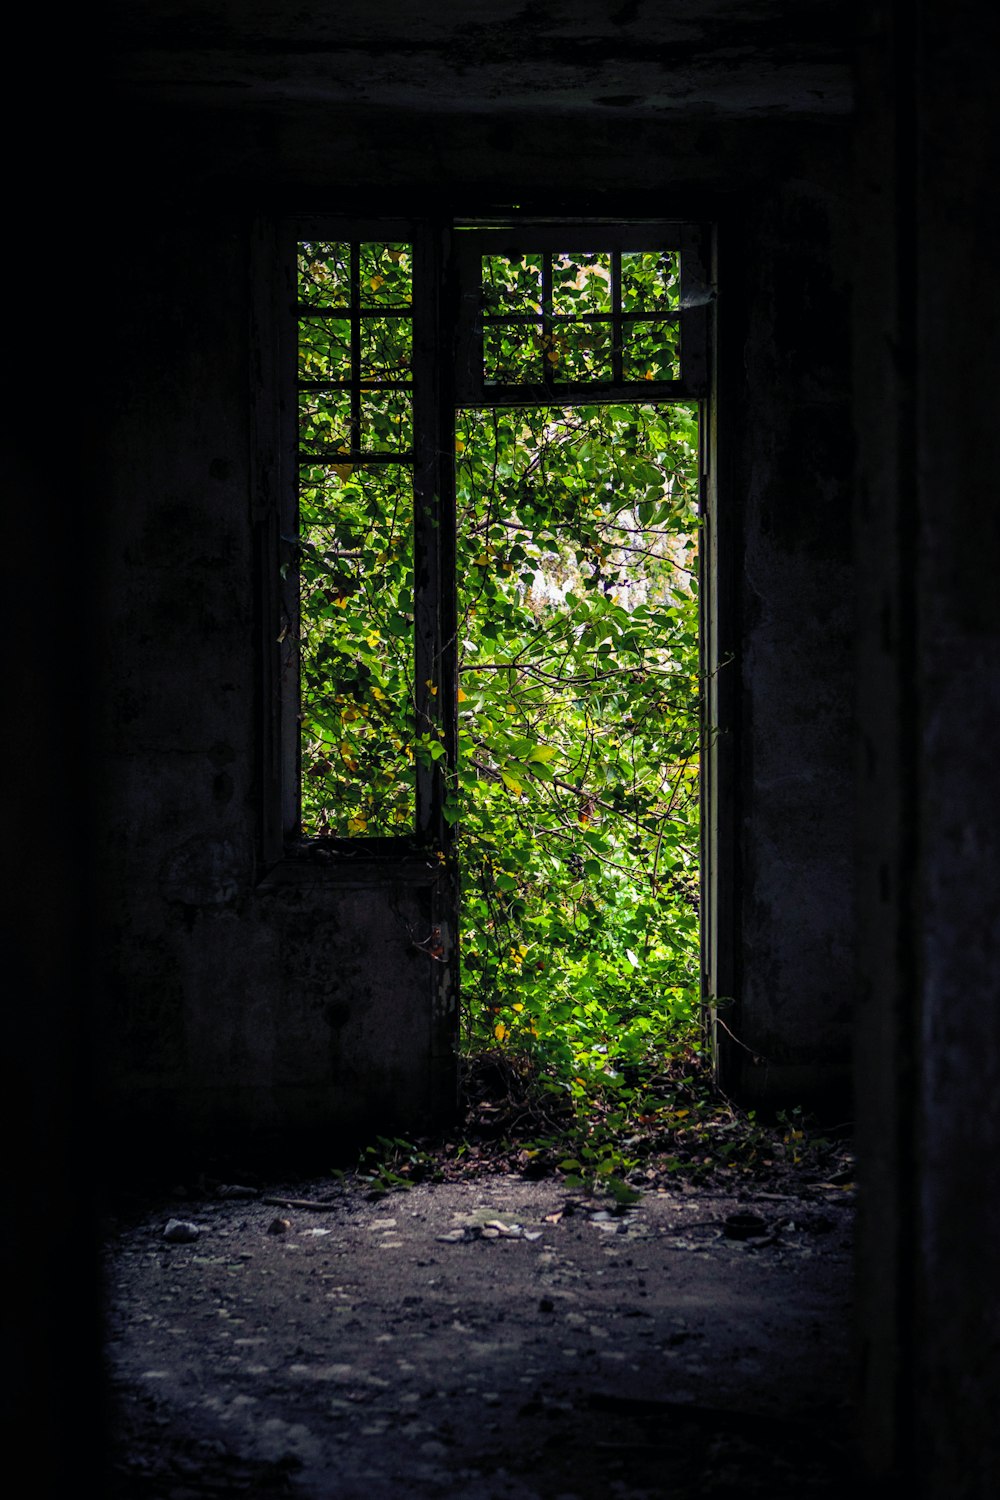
9;2;1000;1495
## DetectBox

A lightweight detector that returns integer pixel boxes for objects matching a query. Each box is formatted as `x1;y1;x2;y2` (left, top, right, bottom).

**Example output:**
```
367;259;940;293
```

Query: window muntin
455;225;707;407
479;245;681;389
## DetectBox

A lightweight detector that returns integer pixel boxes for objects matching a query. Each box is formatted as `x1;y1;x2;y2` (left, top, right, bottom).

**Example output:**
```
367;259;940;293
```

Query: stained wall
95;8;858;1157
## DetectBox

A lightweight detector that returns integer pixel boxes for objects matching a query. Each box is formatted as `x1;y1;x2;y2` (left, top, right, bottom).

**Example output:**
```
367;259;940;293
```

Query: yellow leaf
332;463;353;480
455;438;465;454
500;772;523;796
512;1003;524;1013
457;687;468;702
371;686;385;700
348;814;367;834
494;1022;507;1042
546;350;560;365
387;249;402;264
369;274;384;292
425;679;438;697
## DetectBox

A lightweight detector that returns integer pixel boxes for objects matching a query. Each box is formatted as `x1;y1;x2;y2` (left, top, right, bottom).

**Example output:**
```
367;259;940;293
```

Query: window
295;237;418;838
263;218;711;858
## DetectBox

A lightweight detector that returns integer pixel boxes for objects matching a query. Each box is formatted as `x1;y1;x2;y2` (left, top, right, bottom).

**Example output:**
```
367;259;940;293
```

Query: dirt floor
103;1164;856;1498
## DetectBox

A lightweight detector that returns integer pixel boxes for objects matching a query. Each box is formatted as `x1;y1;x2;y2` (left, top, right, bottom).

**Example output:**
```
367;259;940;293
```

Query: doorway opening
285;219;719;1169
455;399;703;1170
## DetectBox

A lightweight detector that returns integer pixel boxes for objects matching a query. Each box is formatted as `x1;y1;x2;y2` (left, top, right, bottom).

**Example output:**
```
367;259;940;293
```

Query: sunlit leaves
294;239;704;1118
298;464;416;837
455;396;702;1097
480;246;682;390
621;250;680;311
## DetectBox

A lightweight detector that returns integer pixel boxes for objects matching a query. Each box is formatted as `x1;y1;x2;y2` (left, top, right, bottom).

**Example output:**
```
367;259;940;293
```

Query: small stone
163;1219;200;1244
723;1212;769;1240
267;1217;291;1235
218;1184;259;1199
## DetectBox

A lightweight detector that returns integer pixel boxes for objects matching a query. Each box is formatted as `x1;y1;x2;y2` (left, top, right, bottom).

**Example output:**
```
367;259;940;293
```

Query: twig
260;1195;342;1211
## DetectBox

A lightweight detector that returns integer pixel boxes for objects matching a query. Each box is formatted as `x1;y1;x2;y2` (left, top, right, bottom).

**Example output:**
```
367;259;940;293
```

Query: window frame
254;214;717;874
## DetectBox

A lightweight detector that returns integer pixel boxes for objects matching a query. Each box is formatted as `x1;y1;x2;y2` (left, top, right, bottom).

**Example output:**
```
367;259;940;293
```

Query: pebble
163;1219;200;1243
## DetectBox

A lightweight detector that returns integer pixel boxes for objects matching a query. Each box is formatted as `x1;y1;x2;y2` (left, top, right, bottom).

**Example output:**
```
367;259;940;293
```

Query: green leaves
297;233;703;1157
455;400;703;1129
524;743;556;764
298;464;417;837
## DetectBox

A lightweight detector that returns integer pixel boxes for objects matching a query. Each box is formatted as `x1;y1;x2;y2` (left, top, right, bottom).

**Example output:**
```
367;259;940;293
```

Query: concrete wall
95;105;858;1157
853;3;1000;1491
720;162;857;1109
16;3;1000;1493
100;213;454;1158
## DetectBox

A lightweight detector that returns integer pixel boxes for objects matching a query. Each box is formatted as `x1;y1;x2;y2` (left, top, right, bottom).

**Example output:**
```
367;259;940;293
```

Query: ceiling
106;0;855;120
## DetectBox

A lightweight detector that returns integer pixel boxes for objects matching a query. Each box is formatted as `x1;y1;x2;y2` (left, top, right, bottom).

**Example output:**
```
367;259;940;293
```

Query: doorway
283;219;715;1136
455;398;702;1140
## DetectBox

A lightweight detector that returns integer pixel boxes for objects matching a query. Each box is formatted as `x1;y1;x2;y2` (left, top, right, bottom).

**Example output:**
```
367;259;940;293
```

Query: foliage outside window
296;240;417;836
292;228;705;1117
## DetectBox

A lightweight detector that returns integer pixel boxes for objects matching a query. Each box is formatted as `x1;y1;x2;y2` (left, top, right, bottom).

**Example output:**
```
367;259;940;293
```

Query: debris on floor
105;1169;855;1498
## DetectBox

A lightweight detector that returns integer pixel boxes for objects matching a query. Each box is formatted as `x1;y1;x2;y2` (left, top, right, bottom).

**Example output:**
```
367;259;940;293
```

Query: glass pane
359;243;413;307
299;465;415;837
483;323;542;385
551;322;614;381
551;251;612;316
622;251;681;312
298;317;351;382
299;390;353;453
481;254;543;314
359;315;412;381
298;242;351;307
622;320;681;382
359;389;412;451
